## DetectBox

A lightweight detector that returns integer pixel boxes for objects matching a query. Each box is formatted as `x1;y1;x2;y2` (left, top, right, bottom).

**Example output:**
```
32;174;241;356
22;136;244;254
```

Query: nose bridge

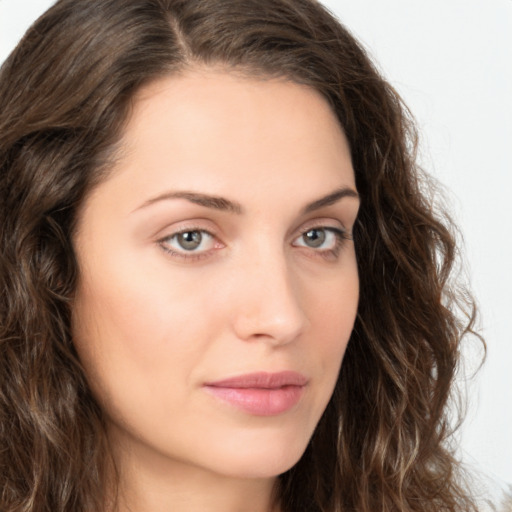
230;239;306;344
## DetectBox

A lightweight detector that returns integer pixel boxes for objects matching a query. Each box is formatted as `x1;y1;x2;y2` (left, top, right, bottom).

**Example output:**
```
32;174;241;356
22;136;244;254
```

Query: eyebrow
300;187;359;214
133;186;359;215
135;191;244;214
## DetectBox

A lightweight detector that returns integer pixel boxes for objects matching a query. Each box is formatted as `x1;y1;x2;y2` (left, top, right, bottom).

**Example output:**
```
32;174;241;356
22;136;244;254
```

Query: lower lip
203;385;305;416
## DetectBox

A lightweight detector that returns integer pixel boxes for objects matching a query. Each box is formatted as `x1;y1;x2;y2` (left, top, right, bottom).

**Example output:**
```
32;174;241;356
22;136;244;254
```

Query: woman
0;0;482;511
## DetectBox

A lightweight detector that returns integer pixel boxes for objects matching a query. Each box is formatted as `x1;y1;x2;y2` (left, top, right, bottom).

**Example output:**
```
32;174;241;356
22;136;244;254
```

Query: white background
1;0;511;490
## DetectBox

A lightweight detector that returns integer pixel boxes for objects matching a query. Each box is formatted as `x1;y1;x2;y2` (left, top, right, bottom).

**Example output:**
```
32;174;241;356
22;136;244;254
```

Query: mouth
203;371;308;416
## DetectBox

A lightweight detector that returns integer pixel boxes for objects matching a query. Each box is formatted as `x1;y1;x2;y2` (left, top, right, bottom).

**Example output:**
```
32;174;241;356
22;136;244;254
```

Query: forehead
80;68;355;219
129;68;345;147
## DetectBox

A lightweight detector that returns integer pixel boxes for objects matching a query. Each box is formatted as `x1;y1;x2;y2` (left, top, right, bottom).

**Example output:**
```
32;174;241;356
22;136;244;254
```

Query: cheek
313;258;359;343
73;241;211;354
70;258;210;419
301;256;358;397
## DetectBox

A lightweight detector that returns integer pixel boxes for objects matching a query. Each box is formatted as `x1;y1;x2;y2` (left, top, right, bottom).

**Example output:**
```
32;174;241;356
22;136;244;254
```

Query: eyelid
154;218;353;263
292;226;351;248
296;225;351;240
294;217;352;239
291;221;353;262
156;224;224;261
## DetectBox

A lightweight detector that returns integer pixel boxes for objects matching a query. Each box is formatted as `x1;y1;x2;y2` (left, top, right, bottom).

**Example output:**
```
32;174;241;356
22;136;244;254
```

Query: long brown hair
0;0;481;510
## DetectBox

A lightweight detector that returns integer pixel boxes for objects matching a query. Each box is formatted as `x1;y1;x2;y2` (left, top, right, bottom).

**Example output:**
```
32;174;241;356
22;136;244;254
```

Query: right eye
158;229;218;258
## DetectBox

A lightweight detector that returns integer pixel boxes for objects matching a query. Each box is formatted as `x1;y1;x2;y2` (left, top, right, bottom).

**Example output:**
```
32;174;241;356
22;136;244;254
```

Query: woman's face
72;69;359;481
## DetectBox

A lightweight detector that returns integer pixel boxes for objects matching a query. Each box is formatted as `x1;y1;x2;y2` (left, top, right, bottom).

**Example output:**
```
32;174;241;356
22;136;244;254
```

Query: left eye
293;227;342;250
160;230;215;253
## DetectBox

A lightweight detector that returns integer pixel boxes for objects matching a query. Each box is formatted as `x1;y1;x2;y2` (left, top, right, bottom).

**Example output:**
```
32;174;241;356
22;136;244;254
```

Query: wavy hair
0;0;480;510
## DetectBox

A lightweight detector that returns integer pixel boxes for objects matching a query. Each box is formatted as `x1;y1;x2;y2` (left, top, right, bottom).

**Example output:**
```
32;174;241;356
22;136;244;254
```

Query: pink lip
203;371;308;416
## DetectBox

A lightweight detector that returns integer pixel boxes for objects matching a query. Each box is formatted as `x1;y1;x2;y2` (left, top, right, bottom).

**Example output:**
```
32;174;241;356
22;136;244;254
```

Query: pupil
304;229;325;248
178;231;202;250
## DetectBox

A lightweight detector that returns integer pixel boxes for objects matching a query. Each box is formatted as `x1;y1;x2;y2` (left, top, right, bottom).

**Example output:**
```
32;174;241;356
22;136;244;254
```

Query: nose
229;247;307;346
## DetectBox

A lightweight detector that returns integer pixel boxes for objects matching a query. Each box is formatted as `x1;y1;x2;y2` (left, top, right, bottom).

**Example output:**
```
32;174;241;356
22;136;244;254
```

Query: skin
72;68;360;512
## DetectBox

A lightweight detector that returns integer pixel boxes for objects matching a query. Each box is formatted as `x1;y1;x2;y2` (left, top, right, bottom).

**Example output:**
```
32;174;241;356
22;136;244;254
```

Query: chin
200;429;310;480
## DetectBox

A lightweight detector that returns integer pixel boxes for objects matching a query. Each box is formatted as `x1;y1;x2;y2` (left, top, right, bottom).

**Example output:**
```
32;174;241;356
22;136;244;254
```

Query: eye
292;226;350;260
174;231;204;251
294;227;341;249
300;228;328;248
159;229;217;257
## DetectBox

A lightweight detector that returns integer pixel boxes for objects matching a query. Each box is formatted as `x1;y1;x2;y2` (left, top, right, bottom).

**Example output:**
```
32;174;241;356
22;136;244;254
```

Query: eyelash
158;226;218;262
295;226;351;261
157;225;352;262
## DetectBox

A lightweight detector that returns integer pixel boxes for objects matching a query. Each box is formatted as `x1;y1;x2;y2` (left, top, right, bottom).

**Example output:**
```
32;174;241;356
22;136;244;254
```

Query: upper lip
204;371;308;389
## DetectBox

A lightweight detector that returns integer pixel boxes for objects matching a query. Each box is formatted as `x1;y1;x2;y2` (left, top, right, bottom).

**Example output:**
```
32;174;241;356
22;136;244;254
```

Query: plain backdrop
1;0;511;491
